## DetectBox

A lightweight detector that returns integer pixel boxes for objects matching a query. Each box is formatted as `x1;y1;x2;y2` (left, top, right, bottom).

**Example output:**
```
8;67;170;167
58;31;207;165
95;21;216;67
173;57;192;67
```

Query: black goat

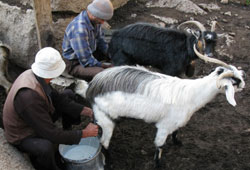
109;21;218;77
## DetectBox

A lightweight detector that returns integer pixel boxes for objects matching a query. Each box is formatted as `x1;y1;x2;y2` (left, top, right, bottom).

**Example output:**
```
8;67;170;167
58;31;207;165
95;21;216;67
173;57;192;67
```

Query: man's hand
81;106;93;119
82;123;99;138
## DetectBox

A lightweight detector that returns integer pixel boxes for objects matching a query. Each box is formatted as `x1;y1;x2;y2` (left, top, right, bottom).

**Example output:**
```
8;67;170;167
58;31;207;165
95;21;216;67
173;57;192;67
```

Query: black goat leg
172;130;182;146
102;147;112;170
154;146;163;168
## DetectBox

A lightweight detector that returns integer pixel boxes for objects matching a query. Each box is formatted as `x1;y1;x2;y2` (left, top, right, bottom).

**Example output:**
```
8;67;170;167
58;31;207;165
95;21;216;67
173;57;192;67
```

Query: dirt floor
1;0;250;170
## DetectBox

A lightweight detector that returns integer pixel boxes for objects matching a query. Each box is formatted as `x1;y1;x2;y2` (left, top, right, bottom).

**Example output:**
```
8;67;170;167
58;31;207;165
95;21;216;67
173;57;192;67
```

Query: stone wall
0;2;38;69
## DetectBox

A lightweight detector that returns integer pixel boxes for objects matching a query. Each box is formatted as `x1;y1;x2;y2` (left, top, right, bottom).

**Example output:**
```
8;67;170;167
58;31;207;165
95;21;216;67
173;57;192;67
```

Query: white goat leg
154;127;169;148
93;105;115;149
153;126;170;167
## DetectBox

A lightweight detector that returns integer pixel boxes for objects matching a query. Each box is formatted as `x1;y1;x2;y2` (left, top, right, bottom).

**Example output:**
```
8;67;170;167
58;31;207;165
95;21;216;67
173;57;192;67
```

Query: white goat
0;42;12;94
86;64;245;165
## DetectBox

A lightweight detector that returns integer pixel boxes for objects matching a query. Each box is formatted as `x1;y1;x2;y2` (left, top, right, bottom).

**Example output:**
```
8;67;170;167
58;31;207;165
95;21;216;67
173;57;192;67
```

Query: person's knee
62;89;75;99
40;140;55;156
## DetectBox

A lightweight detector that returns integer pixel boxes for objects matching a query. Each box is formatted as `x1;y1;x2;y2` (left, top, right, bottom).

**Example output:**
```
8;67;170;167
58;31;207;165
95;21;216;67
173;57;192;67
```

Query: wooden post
33;0;54;49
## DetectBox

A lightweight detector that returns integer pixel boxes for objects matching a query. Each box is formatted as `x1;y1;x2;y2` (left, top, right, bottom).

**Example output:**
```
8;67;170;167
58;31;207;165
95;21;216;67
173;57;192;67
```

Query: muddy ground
1;0;250;170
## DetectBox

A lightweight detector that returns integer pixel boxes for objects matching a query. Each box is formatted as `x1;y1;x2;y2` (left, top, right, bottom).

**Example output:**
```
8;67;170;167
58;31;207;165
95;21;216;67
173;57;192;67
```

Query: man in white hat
3;47;99;170
62;0;114;81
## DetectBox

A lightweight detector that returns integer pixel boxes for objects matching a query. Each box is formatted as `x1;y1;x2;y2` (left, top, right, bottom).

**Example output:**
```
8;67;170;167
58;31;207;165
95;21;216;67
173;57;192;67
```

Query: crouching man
2;47;98;170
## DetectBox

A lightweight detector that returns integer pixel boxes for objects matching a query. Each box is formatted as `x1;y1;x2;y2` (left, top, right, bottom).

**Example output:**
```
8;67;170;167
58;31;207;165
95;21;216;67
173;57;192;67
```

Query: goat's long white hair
87;65;209;106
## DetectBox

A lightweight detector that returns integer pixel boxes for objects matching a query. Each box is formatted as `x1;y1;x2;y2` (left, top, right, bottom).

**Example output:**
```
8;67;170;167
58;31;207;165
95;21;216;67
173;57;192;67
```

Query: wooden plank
33;0;54;49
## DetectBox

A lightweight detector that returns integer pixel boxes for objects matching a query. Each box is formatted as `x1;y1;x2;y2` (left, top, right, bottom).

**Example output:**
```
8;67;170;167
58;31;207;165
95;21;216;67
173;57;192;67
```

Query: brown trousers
65;59;104;82
65;50;110;81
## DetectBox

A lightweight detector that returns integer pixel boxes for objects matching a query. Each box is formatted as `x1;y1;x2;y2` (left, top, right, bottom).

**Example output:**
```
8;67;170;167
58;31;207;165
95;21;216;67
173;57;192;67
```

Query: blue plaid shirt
62;11;108;67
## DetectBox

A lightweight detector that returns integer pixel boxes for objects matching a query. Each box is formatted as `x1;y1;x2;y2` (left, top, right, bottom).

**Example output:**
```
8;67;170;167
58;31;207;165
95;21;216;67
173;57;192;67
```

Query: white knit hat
31;47;66;79
87;0;114;20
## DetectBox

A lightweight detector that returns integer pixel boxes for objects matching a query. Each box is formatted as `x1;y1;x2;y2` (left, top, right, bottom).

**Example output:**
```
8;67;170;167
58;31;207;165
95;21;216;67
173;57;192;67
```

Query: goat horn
177;20;206;32
193;44;230;68
211;21;217;32
216;71;234;88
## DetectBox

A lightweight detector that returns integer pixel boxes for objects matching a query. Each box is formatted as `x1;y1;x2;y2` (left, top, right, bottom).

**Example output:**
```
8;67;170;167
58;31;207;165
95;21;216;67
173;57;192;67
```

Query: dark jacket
3;69;82;145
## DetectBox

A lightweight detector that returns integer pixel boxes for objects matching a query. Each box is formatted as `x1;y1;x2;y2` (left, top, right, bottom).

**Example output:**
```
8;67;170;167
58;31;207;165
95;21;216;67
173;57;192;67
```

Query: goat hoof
102;147;112;169
154;159;162;169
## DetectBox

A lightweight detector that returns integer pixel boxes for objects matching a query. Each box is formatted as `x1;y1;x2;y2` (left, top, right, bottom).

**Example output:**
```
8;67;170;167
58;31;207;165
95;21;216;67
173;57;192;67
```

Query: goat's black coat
109;22;217;77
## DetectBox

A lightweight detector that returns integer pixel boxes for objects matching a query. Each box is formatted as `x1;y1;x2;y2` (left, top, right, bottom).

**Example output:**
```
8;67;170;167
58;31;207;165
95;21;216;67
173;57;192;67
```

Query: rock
221;0;229;4
131;13;137;18
0;128;35;170
0;42;12;92
157;22;166;27
198;3;221;12
150;14;178;25
146;0;207;15
52;17;74;53
19;0;129;13
228;32;236;36
51;0;92;13
222;19;228;23
224;11;232;16
0;1;39;69
51;0;129;13
218;33;236;47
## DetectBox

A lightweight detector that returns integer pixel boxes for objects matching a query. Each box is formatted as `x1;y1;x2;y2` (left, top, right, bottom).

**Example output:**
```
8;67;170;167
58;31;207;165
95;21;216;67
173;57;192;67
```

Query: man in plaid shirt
62;0;113;81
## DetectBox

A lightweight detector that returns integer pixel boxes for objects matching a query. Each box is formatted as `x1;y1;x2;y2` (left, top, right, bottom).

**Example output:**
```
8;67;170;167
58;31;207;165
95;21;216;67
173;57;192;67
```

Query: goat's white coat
50;76;89;99
87;65;245;149
74;79;89;98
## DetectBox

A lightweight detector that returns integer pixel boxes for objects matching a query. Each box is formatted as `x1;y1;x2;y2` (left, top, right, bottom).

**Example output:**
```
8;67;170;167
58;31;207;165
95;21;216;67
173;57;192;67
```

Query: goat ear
225;83;236;106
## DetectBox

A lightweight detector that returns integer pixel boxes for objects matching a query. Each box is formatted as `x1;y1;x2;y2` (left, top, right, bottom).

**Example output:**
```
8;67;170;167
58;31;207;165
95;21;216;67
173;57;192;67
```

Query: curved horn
216;71;234;88
211;21;217;32
177;20;206;32
193;44;230;68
